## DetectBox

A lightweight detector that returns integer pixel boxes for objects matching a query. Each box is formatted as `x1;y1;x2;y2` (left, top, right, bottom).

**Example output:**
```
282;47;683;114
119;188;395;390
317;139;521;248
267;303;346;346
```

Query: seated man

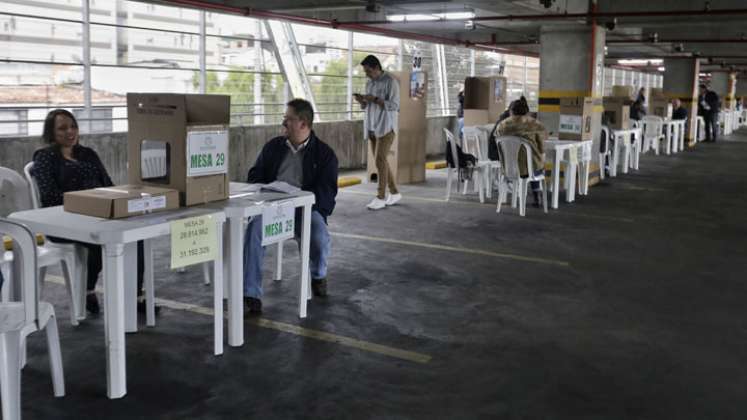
672;98;688;120
243;99;338;314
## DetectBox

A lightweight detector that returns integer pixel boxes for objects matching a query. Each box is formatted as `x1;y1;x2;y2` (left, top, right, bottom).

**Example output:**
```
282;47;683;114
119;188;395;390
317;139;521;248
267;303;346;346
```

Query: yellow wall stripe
539;90;590;98
538;105;560;113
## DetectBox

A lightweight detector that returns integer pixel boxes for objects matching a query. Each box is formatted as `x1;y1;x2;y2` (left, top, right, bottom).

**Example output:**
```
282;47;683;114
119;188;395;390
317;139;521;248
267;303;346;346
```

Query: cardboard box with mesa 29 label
127;93;230;206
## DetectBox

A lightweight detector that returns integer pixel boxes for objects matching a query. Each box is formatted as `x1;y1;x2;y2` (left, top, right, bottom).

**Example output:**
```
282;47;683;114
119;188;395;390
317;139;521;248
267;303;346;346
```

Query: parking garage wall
0;117;456;185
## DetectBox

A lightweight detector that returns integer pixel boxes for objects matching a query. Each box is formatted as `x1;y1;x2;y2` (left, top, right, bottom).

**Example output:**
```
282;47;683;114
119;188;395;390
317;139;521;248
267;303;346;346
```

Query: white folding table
8;206;226;399
205;183;315;348
544;140;592;209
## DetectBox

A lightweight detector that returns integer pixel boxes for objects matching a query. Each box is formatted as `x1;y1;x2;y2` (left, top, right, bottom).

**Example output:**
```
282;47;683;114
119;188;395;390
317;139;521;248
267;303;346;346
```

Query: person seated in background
636;87;646;105
672;98;688;120
457;89;465;139
242;99;338;315
630;98;646;121
32;109;155;315
495;96;547;208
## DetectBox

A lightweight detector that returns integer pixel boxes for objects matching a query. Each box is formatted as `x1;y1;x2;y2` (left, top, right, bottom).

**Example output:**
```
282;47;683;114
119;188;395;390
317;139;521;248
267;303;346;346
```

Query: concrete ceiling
155;0;747;75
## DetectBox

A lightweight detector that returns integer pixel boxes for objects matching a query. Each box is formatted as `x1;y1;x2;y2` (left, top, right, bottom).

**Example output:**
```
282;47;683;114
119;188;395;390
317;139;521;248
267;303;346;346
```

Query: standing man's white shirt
364;71;400;137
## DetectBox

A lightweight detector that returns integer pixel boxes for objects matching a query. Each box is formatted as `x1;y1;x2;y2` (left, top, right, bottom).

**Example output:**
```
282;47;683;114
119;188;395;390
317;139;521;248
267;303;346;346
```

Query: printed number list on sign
171;215;218;269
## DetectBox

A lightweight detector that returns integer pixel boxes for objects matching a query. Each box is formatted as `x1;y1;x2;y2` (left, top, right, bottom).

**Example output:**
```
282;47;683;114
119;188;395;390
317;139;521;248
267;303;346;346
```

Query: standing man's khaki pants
369;130;398;200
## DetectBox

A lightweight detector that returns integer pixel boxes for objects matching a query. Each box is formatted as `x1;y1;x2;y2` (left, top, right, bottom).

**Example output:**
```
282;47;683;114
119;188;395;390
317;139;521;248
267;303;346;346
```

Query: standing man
354;54;401;211
698;83;721;142
243;99;338;314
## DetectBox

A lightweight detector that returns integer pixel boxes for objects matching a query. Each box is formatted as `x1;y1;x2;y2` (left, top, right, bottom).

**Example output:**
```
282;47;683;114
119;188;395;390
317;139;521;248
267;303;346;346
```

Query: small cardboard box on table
127;93;231;206
462;76;507;126
602;96;631;130
558;97;599;141
64;185;179;219
366;71;427;185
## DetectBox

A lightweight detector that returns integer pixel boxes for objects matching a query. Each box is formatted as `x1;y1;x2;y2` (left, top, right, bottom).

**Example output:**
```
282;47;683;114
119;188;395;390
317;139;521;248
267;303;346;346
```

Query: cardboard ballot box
127;93;230;206
558;97;599;141
462;76;507;126
649;88;665;99
612;85;635;99
64;185;179;219
650;99;673;119
603;97;631;130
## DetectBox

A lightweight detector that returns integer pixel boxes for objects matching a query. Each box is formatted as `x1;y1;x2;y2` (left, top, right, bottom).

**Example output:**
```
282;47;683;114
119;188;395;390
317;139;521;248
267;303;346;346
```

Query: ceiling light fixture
617;59;663;65
385;11;475;22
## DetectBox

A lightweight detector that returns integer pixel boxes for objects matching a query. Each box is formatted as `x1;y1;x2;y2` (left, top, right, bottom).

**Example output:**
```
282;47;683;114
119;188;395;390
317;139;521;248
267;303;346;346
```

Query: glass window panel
0;62;84;136
293;24;350;50
444;45;471;115
90;24;200;68
353;32;399;57
0;15;83;63
0;0;85;21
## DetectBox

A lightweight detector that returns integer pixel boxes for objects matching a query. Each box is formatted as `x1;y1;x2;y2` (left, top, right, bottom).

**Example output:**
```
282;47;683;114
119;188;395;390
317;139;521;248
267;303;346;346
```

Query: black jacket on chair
247;131;338;220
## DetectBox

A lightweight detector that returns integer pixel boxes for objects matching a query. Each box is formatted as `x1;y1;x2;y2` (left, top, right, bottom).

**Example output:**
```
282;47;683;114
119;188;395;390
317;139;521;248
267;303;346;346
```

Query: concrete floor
19;129;747;419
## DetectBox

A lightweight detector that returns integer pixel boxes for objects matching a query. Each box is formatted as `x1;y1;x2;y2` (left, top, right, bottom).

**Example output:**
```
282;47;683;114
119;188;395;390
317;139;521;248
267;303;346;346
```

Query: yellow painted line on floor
425;161;447;170
44;275;431;365
340;189;634;223
330;232;571;267
337;176;362;188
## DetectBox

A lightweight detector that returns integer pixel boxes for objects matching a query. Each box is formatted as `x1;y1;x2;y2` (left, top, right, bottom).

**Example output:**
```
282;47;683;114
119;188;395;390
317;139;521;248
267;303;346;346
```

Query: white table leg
298;204;311;318
610;135;619;177
103;243;126;399
665;125;671;155
622;139;630;174
123;242;138;333
144;239;155;327
552;152;561;209
227;216;243;347
213;220;224;356
567;162;577;202
582;158;591;195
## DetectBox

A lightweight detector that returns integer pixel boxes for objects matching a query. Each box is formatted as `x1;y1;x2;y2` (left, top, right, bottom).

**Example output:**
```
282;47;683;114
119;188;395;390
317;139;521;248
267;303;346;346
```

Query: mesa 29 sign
186;129;229;177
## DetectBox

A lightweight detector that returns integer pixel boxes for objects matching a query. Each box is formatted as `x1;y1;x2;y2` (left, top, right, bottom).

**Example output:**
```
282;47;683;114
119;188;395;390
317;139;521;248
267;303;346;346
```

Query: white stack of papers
261;181;301;194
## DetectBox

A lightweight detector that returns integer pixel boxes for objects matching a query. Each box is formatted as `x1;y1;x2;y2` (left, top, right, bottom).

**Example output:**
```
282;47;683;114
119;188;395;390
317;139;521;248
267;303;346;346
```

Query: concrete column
711;72;737;111
539;25;605;151
737;77;747;102
663;58;699;144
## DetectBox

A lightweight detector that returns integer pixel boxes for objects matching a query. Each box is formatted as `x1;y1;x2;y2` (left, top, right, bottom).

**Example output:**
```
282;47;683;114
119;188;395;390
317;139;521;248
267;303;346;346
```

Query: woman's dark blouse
32;145;114;208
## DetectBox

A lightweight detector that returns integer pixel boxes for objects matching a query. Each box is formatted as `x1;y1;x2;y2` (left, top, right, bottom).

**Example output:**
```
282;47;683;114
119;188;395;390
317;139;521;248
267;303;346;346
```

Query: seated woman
32;109;155;315
630;99;646;120
495;96;547;207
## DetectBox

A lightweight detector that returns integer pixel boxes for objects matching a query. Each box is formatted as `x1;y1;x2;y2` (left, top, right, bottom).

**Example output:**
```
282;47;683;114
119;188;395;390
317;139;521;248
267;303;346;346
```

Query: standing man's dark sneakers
312;278;327;297
245;297;262;315
86;292;100;315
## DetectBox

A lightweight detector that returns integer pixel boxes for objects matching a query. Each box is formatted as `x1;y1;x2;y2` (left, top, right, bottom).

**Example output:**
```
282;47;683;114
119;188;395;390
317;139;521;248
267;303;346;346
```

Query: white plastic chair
599;126;612;180
463;126;501;199
443;128;486;203
494;136;548;216
0;219;65;420
642;116;666;155
696;116;705;142
3;165;82;326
